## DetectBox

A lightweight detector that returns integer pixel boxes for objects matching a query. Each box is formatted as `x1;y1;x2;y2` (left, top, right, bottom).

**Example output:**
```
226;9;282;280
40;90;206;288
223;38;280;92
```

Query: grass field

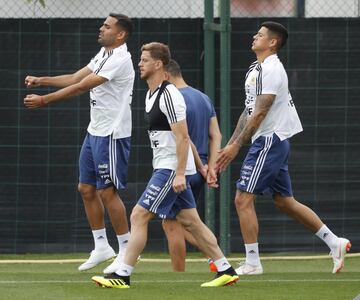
0;253;359;300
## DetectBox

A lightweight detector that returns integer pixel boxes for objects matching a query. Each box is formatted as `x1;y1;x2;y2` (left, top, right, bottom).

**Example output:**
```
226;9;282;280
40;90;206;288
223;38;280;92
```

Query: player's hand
24;94;47;109
199;164;208;179
172;174;186;193
216;143;240;173
207;167;219;188
25;76;40;88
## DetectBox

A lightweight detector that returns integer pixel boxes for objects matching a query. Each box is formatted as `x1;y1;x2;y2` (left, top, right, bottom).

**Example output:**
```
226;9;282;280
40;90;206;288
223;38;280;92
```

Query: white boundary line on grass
0;253;359;264
0;279;359;284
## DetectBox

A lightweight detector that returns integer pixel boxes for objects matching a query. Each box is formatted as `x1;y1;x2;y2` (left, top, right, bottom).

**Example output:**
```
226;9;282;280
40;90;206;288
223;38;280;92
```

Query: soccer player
162;59;221;272
24;14;135;273
91;42;238;288
216;21;351;275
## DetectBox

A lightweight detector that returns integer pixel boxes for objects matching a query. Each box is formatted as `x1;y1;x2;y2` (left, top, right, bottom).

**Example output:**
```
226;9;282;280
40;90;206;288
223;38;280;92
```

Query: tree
26;0;45;8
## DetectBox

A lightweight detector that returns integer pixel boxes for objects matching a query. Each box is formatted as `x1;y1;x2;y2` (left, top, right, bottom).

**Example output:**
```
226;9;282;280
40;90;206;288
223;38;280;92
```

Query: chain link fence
0;0;359;18
231;0;359;17
1;0;359;253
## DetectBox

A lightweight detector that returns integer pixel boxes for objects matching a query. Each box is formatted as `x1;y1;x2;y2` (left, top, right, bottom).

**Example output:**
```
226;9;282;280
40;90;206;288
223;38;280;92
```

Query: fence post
219;0;231;255
203;0;216;233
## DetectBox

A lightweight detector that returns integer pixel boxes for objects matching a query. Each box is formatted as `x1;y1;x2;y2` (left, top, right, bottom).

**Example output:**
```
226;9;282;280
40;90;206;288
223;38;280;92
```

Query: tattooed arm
216;94;275;172
233;94;275;147
227;107;248;145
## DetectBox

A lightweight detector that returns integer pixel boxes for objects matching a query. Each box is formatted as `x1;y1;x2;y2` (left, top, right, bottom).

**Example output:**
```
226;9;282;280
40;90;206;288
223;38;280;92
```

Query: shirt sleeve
159;85;187;124
258;65;281;95
87;56;96;72
94;52;130;81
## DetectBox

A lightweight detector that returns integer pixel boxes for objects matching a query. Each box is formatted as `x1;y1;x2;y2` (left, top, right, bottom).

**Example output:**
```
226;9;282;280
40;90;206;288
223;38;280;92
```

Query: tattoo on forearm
228;108;247;144
234;123;257;146
231;94;275;146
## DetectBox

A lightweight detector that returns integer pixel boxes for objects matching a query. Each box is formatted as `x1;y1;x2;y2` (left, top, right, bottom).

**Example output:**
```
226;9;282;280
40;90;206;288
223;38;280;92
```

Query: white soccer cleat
103;252;125;274
103;254;141;274
235;262;263;275
330;237;351;274
78;246;116;271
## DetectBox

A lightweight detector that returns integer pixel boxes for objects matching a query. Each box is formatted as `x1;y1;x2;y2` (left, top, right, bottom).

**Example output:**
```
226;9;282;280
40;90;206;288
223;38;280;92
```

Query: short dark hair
261;21;288;50
141;42;171;66
109;13;133;36
164;59;182;77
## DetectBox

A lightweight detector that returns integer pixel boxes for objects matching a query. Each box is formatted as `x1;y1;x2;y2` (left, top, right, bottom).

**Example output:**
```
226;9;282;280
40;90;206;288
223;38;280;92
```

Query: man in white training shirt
216;21;351;275
24;13;135;274
91;42;238;289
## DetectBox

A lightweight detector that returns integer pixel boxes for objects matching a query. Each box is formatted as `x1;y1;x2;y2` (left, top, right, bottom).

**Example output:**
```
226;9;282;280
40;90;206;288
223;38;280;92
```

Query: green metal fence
0;0;359;254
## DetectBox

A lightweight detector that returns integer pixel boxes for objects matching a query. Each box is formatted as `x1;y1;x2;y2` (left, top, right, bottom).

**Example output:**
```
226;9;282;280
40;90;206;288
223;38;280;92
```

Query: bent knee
130;205;152;226
78;183;95;197
234;191;255;211
162;219;181;232
176;215;201;233
273;195;295;211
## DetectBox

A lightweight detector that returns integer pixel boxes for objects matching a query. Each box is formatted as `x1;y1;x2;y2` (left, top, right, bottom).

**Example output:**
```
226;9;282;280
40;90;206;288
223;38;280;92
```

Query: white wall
306;0;359;17
0;0;358;18
0;0;206;18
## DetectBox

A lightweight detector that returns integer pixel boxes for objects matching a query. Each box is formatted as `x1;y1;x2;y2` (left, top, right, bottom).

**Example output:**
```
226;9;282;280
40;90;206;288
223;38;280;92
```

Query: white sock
315;224;338;250
213;257;231;272
245;243;261;266
117;232;130;255
92;228;109;249
115;263;134;276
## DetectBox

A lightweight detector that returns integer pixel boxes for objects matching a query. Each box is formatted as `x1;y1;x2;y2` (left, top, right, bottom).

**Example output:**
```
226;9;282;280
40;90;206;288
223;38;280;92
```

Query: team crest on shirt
250;75;256;84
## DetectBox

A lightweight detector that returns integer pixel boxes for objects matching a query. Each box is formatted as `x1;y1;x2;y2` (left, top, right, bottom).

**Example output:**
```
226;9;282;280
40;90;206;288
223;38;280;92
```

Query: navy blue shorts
79;133;130;190
188;172;206;200
236;134;293;196
138;169;196;219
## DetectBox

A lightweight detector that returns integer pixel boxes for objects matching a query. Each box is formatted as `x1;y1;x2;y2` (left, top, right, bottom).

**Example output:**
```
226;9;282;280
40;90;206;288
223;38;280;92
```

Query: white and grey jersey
87;43;135;139
145;81;196;175
244;54;303;142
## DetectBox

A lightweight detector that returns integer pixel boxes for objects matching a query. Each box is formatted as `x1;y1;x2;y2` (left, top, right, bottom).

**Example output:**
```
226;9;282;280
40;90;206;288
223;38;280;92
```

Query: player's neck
256;50;276;63
172;77;188;89
147;72;166;93
104;41;124;53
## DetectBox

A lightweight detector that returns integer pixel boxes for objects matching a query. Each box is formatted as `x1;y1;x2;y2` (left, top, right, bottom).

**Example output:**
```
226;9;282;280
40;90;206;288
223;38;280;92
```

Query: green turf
0;254;359;300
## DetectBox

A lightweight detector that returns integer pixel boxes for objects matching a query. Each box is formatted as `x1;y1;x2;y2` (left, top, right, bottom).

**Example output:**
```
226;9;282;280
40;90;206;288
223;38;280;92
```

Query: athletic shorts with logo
236;133;293;196
138;169;196;219
79;132;130;190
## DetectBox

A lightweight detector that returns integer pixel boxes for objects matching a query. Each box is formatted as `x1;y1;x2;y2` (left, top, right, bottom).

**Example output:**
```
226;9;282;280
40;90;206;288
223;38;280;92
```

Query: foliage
26;0;45;8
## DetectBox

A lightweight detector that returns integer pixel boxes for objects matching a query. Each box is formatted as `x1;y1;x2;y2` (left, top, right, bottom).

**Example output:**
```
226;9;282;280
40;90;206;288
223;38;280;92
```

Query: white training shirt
87;43;135;139
244;54;303;142
145;83;196;175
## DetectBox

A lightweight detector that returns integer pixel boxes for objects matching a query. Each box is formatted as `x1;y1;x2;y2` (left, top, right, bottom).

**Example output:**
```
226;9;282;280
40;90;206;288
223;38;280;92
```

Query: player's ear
117;30;126;42
269;38;278;51
155;60;162;70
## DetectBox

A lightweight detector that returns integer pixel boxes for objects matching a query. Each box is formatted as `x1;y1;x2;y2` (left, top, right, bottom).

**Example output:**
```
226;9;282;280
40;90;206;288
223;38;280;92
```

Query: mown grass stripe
0;253;359;264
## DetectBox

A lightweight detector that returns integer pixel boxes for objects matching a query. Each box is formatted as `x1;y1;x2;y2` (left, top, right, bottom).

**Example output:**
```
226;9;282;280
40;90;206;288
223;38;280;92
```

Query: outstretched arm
25;66;92;89
216;94;275;172
24;72;107;108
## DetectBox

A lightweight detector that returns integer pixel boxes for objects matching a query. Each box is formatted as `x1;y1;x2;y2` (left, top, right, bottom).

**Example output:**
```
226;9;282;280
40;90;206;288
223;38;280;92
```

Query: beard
140;72;149;80
98;36;115;48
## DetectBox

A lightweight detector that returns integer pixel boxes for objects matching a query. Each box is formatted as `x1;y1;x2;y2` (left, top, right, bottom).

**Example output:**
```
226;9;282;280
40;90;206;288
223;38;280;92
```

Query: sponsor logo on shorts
243;165;253;171
150;184;161;192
